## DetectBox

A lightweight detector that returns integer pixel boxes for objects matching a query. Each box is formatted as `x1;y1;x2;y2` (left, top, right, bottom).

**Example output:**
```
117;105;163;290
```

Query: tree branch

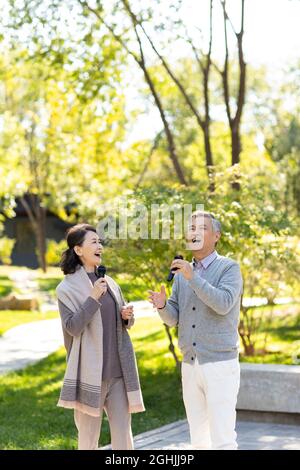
78;0;187;185
20;196;38;232
121;0;206;129
221;0;232;125
135;131;163;189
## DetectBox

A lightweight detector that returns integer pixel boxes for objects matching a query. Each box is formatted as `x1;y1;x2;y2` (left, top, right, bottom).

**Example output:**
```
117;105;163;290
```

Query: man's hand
148;285;167;309
121;304;134;321
170;259;193;280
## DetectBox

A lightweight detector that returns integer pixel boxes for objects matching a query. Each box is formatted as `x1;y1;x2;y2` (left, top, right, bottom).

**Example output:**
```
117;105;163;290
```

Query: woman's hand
121;304;134;321
90;278;107;300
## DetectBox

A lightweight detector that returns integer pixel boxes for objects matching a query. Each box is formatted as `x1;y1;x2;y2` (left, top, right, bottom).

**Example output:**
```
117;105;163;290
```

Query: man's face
185;215;220;252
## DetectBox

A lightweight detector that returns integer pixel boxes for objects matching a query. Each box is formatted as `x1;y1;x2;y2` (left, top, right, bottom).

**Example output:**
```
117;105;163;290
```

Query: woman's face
74;231;103;268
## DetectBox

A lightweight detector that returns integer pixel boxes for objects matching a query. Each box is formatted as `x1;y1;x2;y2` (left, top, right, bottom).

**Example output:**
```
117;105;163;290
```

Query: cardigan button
192;307;196;310
192;325;195;328
193;342;196;346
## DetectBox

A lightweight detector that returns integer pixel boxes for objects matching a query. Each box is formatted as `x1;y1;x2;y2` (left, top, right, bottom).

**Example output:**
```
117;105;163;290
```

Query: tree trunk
231;126;241;189
20;195;47;272
164;324;181;371
203;122;215;191
220;0;246;189
121;0;213;182
138;53;187;185
35;203;47;273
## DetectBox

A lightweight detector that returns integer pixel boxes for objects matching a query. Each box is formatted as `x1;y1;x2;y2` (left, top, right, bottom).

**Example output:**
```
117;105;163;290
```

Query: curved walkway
0;318;62;375
0;301;154;375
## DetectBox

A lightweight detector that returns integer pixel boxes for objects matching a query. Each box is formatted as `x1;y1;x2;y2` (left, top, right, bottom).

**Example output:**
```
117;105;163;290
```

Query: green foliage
239;304;300;364
45;239;67;267
100;166;298;293
98;166;299;356
0;276;13;298
0;238;15;265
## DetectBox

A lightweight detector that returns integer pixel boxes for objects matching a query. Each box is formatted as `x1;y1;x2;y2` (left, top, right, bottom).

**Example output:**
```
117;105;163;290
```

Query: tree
250;63;300;216
0;49;128;270
213;0;246;183
77;0;188;185
97;166;299;363
120;0;215;182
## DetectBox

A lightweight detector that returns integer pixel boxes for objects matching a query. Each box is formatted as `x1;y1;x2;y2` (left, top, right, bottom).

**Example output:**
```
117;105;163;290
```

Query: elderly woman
56;223;144;450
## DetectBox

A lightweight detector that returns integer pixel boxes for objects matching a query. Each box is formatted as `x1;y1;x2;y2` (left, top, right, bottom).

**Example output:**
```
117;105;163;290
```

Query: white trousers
182;357;240;450
74;377;133;450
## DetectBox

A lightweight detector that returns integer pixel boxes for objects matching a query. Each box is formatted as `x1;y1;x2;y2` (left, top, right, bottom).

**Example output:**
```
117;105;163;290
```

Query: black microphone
167;255;183;282
95;265;107;278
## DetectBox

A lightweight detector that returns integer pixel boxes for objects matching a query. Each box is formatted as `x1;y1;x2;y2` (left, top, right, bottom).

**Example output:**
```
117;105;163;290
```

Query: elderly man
149;211;243;450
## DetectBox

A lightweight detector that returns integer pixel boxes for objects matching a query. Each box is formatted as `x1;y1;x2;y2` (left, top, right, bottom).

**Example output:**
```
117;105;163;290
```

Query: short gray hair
191;210;222;233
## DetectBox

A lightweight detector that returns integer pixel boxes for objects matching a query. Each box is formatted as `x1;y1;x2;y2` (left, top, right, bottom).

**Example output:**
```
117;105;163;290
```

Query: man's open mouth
95;253;101;257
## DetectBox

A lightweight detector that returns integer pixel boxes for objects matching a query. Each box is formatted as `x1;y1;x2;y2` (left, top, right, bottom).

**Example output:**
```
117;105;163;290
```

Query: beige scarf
56;265;145;416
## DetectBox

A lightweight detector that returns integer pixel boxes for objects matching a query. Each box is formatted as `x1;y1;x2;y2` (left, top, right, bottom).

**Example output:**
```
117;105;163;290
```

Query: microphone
167;255;183;282
95;265;107;278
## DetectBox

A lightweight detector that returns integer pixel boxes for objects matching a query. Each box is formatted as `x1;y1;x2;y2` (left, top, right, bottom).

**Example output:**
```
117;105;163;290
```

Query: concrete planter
237;363;300;423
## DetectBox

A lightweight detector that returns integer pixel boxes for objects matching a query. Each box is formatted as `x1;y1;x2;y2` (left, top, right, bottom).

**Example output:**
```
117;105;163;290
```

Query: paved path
102;419;300;450
0;319;63;375
0;301;155;375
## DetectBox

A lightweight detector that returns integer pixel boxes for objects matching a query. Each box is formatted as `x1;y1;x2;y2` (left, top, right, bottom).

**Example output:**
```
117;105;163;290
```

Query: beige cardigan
56;265;145;416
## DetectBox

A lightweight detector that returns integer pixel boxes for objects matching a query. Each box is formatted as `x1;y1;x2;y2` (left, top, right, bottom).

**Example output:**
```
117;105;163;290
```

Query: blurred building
2;194;72;269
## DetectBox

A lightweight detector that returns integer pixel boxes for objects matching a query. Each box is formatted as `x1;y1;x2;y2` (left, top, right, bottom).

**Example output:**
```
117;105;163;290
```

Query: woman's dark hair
60;223;97;275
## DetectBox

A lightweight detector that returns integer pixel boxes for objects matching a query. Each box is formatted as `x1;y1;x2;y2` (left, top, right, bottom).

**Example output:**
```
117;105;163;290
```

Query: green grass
0;275;13;297
0;310;59;336
0;266;63;298
240;305;300;364
0;316;184;450
36;278;62;297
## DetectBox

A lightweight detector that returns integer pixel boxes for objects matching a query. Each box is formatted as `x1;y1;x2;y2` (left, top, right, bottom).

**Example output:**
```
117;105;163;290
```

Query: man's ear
215;232;221;243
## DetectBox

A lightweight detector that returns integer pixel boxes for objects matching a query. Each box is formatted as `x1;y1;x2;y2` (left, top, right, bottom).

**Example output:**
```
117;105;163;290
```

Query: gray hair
191;210;222;233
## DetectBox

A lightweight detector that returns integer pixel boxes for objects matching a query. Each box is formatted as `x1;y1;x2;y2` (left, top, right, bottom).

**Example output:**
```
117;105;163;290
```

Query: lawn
0;316;185;450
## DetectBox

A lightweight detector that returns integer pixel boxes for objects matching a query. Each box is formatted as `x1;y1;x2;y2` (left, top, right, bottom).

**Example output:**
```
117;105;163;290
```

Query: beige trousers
74;377;134;450
182;357;240;450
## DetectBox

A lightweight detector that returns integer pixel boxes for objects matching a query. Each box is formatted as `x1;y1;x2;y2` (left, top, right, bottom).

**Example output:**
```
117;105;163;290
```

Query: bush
97;165;300;357
45;239;67;266
0;237;15;265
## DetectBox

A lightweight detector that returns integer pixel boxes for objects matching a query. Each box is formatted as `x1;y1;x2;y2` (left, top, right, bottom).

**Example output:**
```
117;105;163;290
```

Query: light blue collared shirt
192;250;218;276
